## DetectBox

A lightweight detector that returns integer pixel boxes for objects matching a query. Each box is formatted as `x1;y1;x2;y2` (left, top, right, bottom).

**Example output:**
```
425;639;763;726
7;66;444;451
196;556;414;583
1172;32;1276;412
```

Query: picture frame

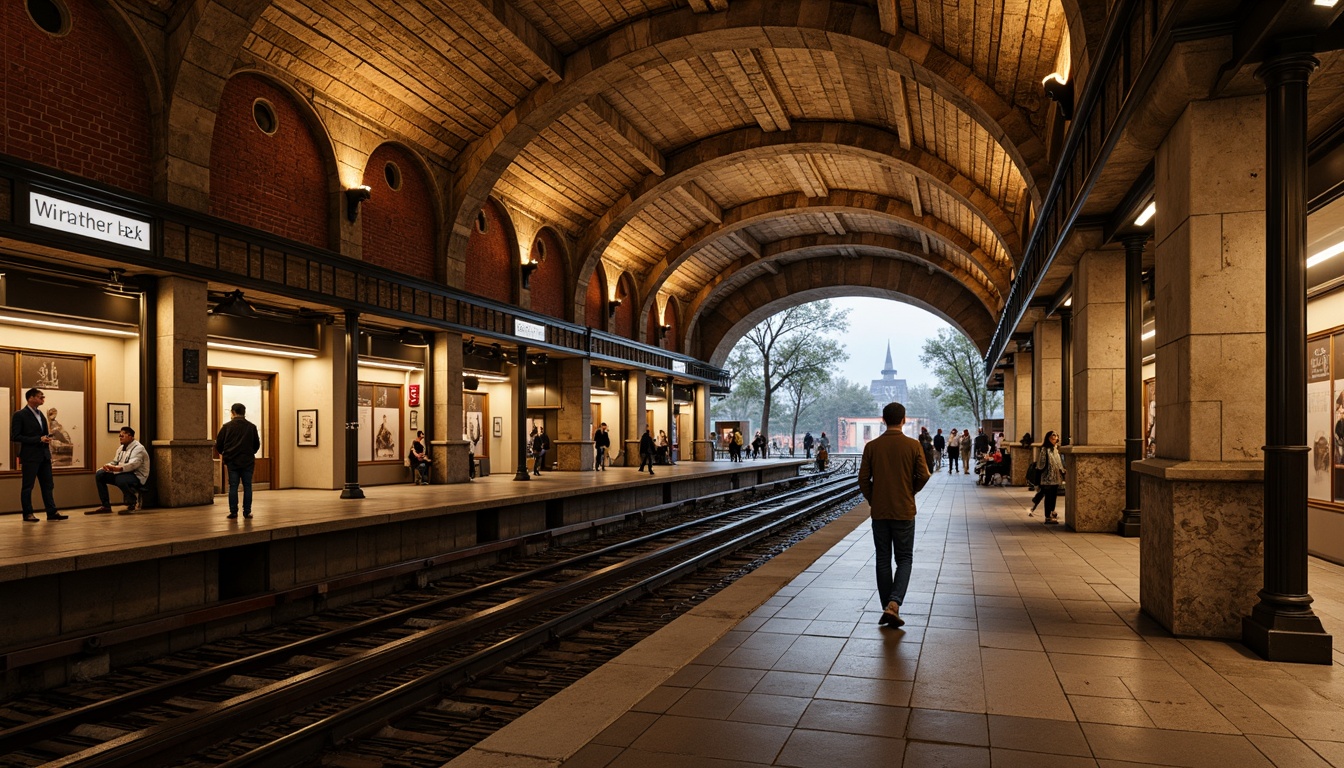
409;410;419;430
107;403;130;433
297;409;318;447
493;416;503;437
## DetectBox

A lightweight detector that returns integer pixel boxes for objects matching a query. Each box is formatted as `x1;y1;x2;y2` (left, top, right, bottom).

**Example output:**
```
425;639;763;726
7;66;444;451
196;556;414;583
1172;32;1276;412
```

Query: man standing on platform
593;422;610;471
858;402;930;628
215;402;261;519
88;426;150;514
531;425;551;476
803;431;814;459
638;426;656;474
10;388;67;522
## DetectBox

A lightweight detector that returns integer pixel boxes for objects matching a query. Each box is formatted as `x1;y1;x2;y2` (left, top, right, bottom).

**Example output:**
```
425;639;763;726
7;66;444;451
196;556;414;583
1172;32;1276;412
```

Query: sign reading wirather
514;318;546;342
672;361;687;373
29;192;151;251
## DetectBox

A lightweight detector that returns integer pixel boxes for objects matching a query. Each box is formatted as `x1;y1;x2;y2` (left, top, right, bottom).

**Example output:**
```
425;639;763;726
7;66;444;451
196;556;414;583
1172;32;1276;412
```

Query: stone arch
1057;0;1107;87
691;259;996;367
528;226;568;320
449;0;1049;270
613;271;638;341
464;197;520;305
635;191;1011;327
583;264;608;329
208;70;338;249
360;142;438;281
574;122;1023;302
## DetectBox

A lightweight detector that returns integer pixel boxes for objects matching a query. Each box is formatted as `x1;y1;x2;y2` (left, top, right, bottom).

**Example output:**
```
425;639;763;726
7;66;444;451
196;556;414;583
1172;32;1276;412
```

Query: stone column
555;358;593;470
432;332;469;483
1061;249;1128;532
1002;365;1016;444
513;344;530;481
152;277;213;507
339;311;364;499
1033;318;1063;440
1008;352;1034;486
624;370;647;466
1136;95;1266;639
1119;235;1149;537
693;384;714;461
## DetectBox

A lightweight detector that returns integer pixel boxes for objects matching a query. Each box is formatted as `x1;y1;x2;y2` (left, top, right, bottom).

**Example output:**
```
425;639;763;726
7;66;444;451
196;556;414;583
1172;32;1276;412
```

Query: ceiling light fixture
1041;72;1074;120
210;289;258;318
464;370;510;383
1134;201;1157;227
1141;329;1156;340
358;359;421;372
1307;239;1344;269
0;313;137;337
1314;0;1339;7
591;387;619;396
207;341;316;358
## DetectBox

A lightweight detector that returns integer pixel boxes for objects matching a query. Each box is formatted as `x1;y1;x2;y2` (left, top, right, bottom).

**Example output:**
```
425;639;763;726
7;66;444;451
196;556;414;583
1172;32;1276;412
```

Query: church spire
882;341;897;378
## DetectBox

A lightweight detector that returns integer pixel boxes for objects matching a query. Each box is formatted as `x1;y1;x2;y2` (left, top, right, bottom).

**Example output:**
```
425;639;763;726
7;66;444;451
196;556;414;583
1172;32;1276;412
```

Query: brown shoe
85;506;114;515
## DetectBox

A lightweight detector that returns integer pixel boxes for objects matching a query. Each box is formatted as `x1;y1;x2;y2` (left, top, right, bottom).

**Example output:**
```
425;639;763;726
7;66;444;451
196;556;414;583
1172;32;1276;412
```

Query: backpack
733;432;743;446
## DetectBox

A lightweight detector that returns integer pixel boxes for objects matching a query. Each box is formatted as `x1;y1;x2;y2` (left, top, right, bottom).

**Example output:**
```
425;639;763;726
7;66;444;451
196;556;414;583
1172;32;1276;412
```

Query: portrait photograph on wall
357;385;373;463
370;384;402;462
1143;378;1157;459
107;403;130;433
464;391;487;457
0;350;12;470
20;352;91;469
297;409;318;447
1309;337;1332;503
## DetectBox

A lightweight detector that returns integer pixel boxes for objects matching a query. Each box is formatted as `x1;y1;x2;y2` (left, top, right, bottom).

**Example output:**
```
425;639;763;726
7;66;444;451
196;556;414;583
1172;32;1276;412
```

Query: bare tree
738;302;850;439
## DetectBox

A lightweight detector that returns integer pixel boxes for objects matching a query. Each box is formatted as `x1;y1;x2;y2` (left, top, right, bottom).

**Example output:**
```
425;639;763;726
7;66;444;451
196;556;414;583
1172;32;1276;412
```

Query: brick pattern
613;273;636;340
209;74;330;249
1;0;151;194
645;303;660;348
360;144;436;281
464;198;515;303
664;300;680;352
584;269;605;328
528;227;566;319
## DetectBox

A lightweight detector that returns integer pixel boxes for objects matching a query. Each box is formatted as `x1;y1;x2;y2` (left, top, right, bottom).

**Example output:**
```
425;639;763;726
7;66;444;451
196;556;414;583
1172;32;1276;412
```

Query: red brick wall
528;227;565;319
361;144;435;280
645;304;659;348
614;273;636;340
464;198;514;303
2;0;151;194
664;301;680;352
584;270;605;329
209;74;330;249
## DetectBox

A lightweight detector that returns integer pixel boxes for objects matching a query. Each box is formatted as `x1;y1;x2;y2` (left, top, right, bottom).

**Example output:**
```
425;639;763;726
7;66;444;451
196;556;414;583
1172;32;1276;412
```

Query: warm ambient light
1135;201;1157;227
358;359;421;372
591;387;619;396
1063;297;1072;307
1315;0;1339;7
464;370;510;383
0;313;137;337
208;341;317;358
1307;239;1344;269
1141;329;1155;340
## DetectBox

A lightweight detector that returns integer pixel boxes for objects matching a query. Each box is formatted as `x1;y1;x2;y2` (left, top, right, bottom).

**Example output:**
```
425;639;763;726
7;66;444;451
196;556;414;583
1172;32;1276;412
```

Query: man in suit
857;402;929;628
10;388;68;522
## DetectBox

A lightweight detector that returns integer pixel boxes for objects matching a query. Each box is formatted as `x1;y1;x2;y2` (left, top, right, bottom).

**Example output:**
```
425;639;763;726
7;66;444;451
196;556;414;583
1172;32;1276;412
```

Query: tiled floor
448;469;1344;768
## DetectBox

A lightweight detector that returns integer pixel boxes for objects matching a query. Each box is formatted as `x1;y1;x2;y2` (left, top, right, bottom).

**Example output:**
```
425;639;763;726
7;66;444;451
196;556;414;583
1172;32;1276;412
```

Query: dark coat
215;416;261;468
639;431;656;455
10;406;51;464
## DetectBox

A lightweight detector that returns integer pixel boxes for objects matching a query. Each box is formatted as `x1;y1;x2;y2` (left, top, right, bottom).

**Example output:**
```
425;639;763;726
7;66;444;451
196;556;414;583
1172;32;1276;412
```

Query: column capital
1255;49;1319;84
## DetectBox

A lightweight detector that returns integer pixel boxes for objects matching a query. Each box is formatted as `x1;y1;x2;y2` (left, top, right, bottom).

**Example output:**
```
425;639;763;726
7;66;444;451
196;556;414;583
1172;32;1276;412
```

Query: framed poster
107;403;130;432
19;352;92;470
1308;337;1332;502
297;409;318;446
409;410;419;431
358;383;404;463
493;416;503;437
1143;378;1157;459
464;391;487;457
0;350;12;470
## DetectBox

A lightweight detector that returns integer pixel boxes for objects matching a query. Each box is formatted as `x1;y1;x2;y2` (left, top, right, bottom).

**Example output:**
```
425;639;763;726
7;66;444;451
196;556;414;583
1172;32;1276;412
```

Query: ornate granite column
339;310;364;499
1119;234;1148;537
1243;49;1332;663
555;357;593;470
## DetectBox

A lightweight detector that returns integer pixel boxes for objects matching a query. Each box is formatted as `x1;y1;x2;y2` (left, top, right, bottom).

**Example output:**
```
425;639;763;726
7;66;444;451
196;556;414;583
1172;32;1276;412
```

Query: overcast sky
816;297;954;390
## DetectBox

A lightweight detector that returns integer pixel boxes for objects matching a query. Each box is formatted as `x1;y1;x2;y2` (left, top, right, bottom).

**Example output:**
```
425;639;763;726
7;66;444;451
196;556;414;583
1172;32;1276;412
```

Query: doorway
208;370;277;492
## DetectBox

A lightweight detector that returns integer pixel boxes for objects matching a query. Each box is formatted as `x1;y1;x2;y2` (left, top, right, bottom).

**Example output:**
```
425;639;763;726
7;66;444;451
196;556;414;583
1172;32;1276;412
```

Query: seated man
89;426;150;514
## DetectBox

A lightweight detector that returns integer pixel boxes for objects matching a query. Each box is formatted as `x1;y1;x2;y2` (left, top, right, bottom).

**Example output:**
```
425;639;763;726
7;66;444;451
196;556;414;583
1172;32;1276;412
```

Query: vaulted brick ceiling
234;0;1069;349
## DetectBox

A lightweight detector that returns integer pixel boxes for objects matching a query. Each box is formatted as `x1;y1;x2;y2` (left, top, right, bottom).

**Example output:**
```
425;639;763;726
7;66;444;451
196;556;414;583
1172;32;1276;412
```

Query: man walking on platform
638;427;656;474
858;402;930;628
215;402;261;519
593;422;610;471
11;388;67;522
531;426;551;476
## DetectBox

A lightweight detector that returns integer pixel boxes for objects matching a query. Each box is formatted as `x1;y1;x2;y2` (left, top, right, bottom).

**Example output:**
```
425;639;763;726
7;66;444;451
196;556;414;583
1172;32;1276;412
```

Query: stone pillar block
556;359;593;471
693;440;714;461
1033;319;1063;440
624;371;647;467
1008;444;1034;486
433;332;469;483
1061;446;1125;531
1003;368;1017;442
152;276;213;507
1013;353;1033;442
1138;462;1263;638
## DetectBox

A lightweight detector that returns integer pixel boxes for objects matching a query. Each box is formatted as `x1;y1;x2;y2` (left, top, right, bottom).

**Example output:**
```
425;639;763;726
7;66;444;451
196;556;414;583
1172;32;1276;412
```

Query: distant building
870;342;909;403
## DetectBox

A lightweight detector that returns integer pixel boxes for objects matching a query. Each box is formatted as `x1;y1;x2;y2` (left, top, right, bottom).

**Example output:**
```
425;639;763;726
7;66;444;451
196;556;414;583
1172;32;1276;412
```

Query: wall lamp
659;323;672;339
345;185;372;222
210;289;258;318
1042;73;1074;121
608;299;622;318
521;259;540;289
396;328;429;347
1134;201;1157;227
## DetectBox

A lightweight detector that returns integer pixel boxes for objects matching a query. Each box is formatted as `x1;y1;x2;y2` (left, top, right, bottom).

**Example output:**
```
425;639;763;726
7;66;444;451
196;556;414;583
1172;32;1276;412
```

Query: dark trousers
227;462;254;514
639;450;654;472
872;518;916;608
411;460;429;483
805;447;812;458
95;469;140;506
19;456;57;516
1032;484;1061;517
596;446;607;470
532;449;546;474
948;449;959;472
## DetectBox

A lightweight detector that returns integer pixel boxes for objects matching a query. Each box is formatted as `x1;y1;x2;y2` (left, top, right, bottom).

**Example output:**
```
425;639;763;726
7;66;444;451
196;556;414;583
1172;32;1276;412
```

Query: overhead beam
887;71;913;151
781;154;828;198
906;172;922;217
876;0;901;35
819;212;846;236
729;230;761;259
760;260;780;274
580;96;666;175
474;0;564;84
712;49;791;132
686;0;730;11
672;182;723;223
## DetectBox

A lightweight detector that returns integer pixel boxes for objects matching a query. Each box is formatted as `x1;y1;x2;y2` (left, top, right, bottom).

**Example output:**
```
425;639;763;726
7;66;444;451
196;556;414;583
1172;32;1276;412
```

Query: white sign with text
30;192;150;251
514;318;546;342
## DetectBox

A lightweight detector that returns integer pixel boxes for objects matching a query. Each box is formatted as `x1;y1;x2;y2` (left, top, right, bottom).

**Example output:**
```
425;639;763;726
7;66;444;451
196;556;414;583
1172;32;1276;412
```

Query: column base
1243;608;1333;664
430;440;471;483
693;439;715;461
149;440;215;507
339;483;365;499
1117;510;1141;538
623;440;641;467
1007;444;1035;486
553;440;594;471
1061;446;1125;532
1135;459;1263;638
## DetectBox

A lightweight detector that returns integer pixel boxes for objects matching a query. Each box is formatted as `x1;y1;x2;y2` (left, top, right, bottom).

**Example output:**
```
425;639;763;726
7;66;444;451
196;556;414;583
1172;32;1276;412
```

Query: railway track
0;470;861;767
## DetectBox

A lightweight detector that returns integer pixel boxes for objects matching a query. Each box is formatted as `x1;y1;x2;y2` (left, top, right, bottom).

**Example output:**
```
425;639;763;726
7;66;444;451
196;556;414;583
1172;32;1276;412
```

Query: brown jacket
858;428;931;520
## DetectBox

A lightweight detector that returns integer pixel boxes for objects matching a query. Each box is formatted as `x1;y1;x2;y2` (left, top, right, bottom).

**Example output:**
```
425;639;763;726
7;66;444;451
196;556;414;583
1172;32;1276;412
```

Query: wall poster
1143;378;1157;459
15;351;92;470
0;350;12;470
464;391;487;457
357;385;373;463
1333;332;1344;504
358;383;403;463
1308;337;1332;503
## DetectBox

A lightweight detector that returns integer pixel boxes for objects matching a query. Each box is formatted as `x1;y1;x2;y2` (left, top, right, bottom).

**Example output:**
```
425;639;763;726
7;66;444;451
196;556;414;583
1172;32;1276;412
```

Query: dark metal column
1117;235;1147;537
1060;308;1072;446
666;377;676;463
1243;50;1332;663
340;310;365;499
514;344;531;481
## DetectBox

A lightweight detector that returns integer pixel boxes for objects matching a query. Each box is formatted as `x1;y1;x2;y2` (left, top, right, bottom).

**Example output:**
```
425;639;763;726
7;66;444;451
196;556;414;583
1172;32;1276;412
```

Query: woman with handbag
1030;431;1065;524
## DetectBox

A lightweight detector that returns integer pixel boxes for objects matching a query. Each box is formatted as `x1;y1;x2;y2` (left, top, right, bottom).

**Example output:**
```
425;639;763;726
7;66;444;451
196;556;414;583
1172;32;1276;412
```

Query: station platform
449;470;1344;768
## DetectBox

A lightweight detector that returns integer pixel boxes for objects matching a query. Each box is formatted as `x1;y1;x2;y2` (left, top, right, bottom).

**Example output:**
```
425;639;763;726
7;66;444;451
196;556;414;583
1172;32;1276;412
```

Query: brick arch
3;0;154;195
583;266;607;329
209;72;334;249
575;122;1022;306
691;259;997;367
613;272;637;340
449;0;1049;276
528;227;567;320
660;298;682;353
635;191;1009;329
465;197;517;304
361;143;436;280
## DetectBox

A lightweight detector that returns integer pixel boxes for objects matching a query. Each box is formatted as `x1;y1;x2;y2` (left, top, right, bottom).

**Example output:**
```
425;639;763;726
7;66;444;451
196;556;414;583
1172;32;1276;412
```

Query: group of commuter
11;388;260;523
